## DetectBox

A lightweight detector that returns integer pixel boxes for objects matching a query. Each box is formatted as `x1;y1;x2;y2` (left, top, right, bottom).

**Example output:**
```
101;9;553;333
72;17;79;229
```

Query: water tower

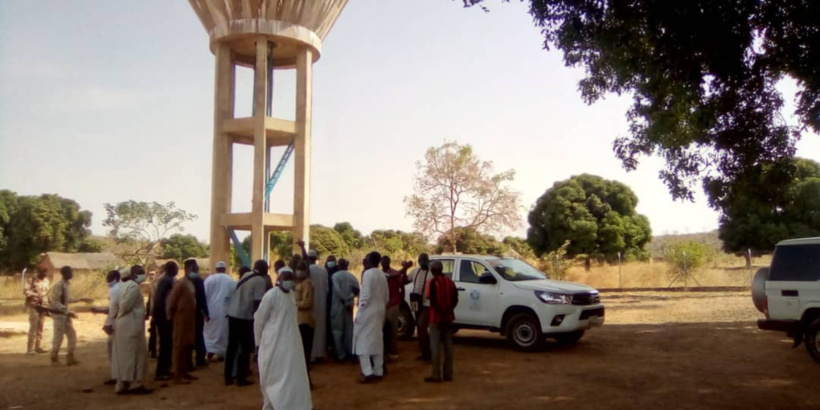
189;0;348;268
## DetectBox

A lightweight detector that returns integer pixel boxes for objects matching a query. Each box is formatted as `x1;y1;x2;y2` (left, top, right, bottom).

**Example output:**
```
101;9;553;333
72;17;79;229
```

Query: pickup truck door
453;259;500;327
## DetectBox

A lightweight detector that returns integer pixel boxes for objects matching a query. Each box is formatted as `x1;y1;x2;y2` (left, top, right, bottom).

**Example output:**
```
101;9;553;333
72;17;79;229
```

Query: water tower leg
210;42;234;270
292;47;312;253
251;38;270;262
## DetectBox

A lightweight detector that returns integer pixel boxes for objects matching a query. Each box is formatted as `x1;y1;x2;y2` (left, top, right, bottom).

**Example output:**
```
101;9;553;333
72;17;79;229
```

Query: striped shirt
427;275;458;324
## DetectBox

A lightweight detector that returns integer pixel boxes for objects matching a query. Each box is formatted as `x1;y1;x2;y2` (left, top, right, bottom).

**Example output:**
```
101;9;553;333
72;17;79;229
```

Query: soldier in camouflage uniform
24;268;50;355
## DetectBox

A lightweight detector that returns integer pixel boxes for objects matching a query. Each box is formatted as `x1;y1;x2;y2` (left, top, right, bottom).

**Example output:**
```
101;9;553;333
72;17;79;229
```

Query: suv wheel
805;318;820;364
397;304;415;340
554;330;585;346
507;313;543;351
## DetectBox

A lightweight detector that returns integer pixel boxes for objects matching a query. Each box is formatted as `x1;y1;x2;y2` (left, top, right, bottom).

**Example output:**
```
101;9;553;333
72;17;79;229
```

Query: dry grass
565;254;772;289
0;271;111;302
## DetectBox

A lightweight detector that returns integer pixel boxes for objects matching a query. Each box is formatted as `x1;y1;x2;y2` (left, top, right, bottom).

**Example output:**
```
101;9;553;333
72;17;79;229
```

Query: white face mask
135;274;146;284
107;281;116;289
281;280;295;291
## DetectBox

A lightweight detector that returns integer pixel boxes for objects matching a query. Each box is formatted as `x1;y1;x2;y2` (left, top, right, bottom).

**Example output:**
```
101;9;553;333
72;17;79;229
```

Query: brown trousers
416;307;431;359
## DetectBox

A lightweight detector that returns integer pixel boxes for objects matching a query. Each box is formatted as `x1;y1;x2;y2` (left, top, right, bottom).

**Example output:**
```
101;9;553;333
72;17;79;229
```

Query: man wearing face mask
224;259;269;387
107;266;152;395
50;266;92;366
254;268;312;410
185;259;210;369
94;269;121;385
293;261;315;377
167;259;199;385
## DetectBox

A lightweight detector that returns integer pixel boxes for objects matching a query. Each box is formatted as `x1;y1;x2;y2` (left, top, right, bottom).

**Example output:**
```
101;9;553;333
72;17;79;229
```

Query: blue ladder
228;228;251;268
264;141;295;210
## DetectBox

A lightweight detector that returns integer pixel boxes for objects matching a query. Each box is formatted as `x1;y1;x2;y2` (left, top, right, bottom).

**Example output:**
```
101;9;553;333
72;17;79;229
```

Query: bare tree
103;201;197;265
404;141;522;253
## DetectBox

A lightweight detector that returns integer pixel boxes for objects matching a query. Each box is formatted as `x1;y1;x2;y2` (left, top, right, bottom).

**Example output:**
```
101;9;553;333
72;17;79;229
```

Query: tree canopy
0;191;94;271
161;234;209;261
103;200;196;265
464;0;819;202
527;174;652;264
435;227;507;256
405;141;522;252
711;157;820;255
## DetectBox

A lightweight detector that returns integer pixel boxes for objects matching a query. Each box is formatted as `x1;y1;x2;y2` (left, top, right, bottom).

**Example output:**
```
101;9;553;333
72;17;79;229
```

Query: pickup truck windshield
488;259;547;281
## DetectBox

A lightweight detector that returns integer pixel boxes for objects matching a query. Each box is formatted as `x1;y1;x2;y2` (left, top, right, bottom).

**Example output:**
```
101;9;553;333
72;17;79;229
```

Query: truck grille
572;292;601;306
579;307;605;320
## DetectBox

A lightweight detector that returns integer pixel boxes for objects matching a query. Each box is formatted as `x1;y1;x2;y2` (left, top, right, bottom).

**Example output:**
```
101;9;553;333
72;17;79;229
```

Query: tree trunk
743;252;751;269
584;256;591;272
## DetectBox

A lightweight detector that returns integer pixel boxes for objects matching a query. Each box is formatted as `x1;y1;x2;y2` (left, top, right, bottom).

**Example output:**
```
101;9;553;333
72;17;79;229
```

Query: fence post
683;251;688;291
618;252;622;289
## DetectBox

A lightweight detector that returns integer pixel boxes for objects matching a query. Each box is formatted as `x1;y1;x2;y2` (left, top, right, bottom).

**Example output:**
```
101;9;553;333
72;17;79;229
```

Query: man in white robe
353;252;389;383
204;261;235;360
108;266;151;395
306;248;329;362
254;269;312;410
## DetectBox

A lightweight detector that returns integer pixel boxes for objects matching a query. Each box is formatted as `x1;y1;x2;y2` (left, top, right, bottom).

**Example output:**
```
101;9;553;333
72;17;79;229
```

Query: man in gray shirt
224;260;269;387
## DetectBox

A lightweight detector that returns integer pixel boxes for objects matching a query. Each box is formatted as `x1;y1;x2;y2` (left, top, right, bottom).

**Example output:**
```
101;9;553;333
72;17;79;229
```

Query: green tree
405;141;522;253
103;201;196;265
334;222;364;249
528;174;652;269
308;225;350;259
161;234;209;261
367;230;430;261
709;157;820;265
503;236;535;259
435;227;508;256
0;192;93;271
537;240;573;281
663;240;714;285
464;0;819;203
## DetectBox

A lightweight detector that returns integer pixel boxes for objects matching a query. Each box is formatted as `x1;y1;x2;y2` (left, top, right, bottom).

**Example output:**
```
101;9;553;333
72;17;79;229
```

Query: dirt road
2;291;819;409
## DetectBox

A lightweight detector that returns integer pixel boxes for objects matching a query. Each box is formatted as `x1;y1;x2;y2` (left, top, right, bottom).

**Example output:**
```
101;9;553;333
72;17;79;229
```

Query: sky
1;0;818;244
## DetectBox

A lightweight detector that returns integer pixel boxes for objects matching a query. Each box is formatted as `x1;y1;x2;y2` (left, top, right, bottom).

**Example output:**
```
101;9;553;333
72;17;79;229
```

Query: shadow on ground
1;321;819;409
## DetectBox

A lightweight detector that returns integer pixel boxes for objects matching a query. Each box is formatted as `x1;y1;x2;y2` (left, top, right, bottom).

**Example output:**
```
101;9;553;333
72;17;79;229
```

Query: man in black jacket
152;262;178;381
185;259;210;369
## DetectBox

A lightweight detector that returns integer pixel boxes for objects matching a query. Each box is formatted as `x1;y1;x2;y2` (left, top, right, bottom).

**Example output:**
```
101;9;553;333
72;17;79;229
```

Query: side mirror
479;272;497;285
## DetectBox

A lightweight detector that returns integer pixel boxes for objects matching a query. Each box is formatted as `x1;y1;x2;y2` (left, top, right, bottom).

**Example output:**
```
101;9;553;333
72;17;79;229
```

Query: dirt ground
2;290;820;409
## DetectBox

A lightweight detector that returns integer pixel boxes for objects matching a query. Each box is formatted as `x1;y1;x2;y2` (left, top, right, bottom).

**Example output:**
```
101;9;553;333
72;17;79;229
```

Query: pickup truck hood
511;279;598;294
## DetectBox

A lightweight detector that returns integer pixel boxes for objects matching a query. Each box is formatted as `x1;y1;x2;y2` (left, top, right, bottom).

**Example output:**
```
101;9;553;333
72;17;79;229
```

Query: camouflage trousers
27;307;46;352
51;315;76;356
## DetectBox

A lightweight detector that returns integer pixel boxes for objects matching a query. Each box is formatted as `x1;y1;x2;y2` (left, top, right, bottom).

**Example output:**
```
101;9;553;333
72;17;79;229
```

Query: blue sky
1;0;818;243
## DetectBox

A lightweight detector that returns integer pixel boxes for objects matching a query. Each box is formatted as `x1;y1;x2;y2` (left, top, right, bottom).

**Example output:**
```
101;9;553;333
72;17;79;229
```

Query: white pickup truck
397;255;605;351
753;237;820;363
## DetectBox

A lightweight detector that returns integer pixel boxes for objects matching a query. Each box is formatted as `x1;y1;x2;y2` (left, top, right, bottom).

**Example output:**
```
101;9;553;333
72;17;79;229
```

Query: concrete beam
250;38;269;261
223;117;296;146
222;212;293;230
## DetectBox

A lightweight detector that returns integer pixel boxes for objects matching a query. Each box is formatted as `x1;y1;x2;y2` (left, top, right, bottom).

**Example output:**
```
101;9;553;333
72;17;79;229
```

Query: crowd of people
22;244;461;409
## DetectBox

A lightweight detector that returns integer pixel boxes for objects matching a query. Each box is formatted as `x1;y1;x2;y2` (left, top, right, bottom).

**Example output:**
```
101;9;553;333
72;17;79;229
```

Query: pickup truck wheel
554;330;585;346
804;318;820;364
507;313;543;352
397;304;415;340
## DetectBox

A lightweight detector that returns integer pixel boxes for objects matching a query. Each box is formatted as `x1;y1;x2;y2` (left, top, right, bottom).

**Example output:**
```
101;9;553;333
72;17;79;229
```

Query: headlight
535;291;572;305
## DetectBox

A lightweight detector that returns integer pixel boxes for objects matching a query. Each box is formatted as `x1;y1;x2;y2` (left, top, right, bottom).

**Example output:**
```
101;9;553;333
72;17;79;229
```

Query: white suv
753;237;820;363
397;255;605;351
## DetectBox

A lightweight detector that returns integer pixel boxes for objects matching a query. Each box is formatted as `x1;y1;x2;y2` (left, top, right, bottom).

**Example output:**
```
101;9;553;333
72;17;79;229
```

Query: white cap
120;267;133;279
307;250;318;258
215;261;227;269
279;267;293;274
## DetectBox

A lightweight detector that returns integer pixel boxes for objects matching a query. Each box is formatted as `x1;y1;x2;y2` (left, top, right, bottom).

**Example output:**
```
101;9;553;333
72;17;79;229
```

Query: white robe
352;268;389;356
204;273;236;356
110;280;147;383
309;264;329;360
254;287;312;410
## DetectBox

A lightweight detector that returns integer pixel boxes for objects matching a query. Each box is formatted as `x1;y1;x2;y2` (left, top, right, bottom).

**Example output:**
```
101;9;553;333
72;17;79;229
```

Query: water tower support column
210;42;234;267
251;38;270;261
293;47;312;252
